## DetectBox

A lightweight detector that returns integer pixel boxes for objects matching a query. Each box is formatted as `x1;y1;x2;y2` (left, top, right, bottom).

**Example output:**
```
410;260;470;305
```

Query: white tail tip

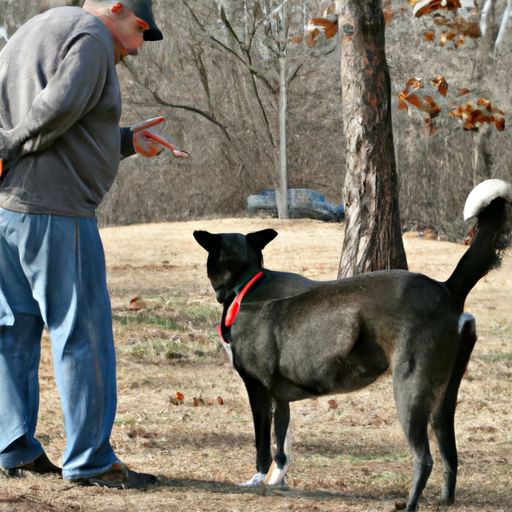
463;179;512;221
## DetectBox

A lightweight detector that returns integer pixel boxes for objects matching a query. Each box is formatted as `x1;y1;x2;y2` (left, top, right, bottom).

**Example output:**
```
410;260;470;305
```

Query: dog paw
237;472;266;487
265;463;289;485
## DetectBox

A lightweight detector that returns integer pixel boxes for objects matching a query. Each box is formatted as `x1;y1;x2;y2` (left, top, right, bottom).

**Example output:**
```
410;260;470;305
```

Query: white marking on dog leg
237;472;267;487
222;341;233;364
264;461;290;486
283;420;292;469
458;313;476;335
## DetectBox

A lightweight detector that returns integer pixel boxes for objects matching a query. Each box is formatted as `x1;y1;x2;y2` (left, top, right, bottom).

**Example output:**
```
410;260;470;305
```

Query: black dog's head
194;229;277;303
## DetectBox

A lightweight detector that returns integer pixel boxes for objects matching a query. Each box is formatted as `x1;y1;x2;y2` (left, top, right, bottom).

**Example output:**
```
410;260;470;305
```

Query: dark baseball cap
122;0;163;41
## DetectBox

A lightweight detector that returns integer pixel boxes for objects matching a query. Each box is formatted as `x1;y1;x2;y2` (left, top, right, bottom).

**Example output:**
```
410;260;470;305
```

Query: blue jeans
0;208;120;479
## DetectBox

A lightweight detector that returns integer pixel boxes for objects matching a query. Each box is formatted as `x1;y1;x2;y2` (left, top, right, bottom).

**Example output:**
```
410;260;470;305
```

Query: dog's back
231;269;459;400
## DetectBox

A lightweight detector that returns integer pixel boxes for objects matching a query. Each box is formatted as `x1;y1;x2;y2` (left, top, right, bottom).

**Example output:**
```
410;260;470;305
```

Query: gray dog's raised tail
446;179;512;306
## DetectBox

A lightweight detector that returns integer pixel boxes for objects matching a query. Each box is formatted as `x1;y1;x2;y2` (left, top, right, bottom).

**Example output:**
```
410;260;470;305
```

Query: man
0;0;180;488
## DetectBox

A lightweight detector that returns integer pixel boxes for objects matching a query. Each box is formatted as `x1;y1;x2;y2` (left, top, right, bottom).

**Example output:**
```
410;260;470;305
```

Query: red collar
225;271;264;326
218;271;264;344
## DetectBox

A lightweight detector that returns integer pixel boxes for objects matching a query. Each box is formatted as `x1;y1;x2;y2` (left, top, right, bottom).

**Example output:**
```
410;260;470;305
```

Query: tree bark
337;0;407;279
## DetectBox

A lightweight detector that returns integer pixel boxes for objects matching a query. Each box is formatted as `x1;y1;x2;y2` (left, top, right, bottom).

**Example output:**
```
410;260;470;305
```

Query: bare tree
273;1;290;218
337;0;408;278
182;0;313;219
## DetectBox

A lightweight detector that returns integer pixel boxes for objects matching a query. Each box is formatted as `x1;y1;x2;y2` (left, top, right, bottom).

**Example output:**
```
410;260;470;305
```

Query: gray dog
194;179;512;512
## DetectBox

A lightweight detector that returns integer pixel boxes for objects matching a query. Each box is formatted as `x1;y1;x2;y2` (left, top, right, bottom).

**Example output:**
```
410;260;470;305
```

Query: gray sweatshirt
0;7;132;217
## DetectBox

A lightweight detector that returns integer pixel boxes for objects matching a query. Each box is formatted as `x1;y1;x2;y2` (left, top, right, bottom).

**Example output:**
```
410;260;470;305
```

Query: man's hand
139;132;189;158
131;117;189;159
0;128;22;170
133;131;165;157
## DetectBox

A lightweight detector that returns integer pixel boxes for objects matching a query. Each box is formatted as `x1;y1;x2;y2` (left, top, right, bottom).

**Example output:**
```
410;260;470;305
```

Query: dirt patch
1;218;511;512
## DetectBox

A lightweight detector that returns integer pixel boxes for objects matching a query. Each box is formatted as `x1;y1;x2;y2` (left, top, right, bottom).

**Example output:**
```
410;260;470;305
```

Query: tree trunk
337;0;407;279
276;5;289;219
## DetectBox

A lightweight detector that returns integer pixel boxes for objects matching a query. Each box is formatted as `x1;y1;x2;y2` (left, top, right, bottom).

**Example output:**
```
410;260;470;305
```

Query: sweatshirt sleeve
120;126;136;159
13;34;109;158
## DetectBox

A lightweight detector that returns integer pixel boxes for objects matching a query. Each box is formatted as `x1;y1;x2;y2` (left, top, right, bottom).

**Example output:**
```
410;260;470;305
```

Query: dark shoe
70;462;157;489
7;452;62;477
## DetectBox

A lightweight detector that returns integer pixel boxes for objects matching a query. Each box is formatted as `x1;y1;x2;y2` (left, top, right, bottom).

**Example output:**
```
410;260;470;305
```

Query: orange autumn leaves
289;2;338;47
422;13;481;48
450;98;506;132
412;0;463;17
397;76;505;135
171;391;225;407
397;77;443;134
409;0;481;48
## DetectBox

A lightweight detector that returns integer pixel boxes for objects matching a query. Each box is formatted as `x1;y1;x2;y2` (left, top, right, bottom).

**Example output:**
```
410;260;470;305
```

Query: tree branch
120;60;231;142
181;0;278;94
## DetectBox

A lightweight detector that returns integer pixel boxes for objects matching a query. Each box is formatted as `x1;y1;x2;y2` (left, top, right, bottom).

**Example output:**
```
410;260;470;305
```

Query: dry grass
1;218;511;512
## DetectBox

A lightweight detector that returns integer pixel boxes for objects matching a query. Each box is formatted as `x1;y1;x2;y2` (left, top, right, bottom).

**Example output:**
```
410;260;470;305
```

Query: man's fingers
171;148;189;158
143;132;189;158
130;116;165;133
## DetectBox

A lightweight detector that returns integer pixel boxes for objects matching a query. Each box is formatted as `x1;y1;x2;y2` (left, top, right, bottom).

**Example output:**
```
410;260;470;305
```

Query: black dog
194;179;512;512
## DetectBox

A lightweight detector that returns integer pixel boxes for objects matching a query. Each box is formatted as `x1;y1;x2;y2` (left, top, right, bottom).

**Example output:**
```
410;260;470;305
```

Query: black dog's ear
246;229;278;252
193;231;220;253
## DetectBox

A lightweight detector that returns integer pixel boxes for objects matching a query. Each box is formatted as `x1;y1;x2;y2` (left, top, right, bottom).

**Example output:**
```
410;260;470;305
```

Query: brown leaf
434;14;449;25
404;92;424;110
308;17;335;30
424;96;441;118
431;75;448;97
414;0;461;18
289;35;304;44
327;399;338;409
193;396;205;407
129;296;146;311
455;34;466;47
406;77;424;89
424;31;436;42
398;100;409;111
324;24;338;39
306;28;320;47
425;117;436;136
477;97;505;116
383;0;394;25
494;116;505;131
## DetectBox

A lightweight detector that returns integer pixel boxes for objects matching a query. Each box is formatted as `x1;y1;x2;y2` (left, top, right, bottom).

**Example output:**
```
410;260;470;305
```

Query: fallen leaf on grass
193;396;205;407
129;296;146;310
171;391;185;405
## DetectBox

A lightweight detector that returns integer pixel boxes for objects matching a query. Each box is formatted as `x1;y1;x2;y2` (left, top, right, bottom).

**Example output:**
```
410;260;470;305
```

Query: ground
0;218;511;512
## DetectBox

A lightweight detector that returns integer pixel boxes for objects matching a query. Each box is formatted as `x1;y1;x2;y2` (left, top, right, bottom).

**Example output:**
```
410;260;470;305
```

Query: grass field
1;218;511;512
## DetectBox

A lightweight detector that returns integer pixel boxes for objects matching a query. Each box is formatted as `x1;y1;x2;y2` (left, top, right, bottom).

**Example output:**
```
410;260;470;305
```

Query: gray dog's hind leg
394;372;435;510
403;417;433;512
432;314;477;505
